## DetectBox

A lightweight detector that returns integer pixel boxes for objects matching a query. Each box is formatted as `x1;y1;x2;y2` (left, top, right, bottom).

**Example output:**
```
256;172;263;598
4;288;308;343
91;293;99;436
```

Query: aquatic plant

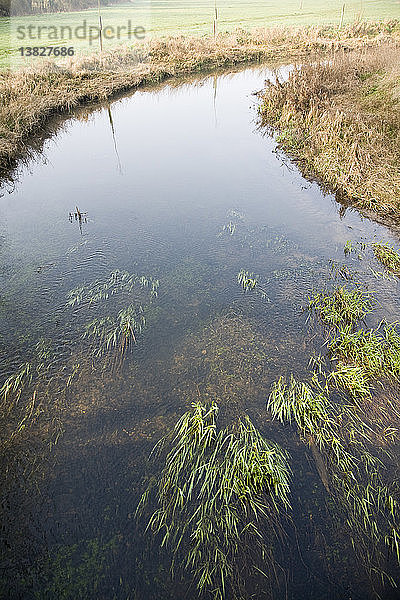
327;321;400;398
25;537;118;600
218;209;296;259
237;269;269;300
343;239;366;259
67;269;159;307
222;221;236;236
328;363;371;398
237;269;258;291
343;240;354;257
372;242;400;275
267;375;400;586
0;338;75;455
0;340;55;426
67;269;159;365
308;283;400;399
227;210;244;220
369;267;396;281
0;362;32;417
308;285;374;328
138;402;291;599
84;304;146;357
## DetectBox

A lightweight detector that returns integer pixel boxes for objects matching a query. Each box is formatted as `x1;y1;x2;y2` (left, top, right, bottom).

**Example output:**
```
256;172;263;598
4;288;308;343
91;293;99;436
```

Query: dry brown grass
1;20;398;175
261;35;400;217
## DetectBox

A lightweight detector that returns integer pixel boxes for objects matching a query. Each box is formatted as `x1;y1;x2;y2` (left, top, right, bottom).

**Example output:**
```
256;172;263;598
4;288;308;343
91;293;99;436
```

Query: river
1;65;400;599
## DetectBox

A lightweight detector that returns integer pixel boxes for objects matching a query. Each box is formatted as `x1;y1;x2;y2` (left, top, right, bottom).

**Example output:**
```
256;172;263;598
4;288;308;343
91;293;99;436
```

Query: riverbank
260;34;400;219
1;20;398;177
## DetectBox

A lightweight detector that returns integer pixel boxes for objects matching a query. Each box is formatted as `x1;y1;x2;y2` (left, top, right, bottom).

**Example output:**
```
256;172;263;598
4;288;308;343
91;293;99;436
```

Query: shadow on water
1;63;400;599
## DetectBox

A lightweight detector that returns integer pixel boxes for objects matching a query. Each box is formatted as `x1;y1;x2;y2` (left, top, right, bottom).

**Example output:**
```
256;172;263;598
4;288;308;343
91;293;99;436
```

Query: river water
1;65;400;599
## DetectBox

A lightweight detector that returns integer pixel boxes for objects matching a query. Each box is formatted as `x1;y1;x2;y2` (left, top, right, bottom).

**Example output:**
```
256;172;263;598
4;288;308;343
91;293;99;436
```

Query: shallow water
1;65;400;599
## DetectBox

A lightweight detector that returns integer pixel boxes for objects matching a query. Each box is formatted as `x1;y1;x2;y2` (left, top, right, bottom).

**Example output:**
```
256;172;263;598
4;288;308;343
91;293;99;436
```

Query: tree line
1;0;120;16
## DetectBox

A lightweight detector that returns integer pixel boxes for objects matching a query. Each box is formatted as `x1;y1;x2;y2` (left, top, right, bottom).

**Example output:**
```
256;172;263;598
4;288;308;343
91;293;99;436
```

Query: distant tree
9;0;118;16
0;0;10;16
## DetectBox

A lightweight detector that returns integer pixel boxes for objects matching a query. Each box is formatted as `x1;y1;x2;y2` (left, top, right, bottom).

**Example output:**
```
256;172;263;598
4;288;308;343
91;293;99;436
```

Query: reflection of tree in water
107;104;123;175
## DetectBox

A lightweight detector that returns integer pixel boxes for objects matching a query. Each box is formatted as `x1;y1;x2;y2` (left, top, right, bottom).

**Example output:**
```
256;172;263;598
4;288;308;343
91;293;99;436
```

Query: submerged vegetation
25;537;119;600
260;40;400;216
140;271;400;594
343;238;400;280
219;209;296;256
67;269;159;364
237;269;269;299
327;320;400;400
0;339;77;449
372;242;400;275
309;280;400;398
67;269;159;306
308;285;374;327
267;375;400;588
84;304;146;357
265;276;400;589
138;402;291;599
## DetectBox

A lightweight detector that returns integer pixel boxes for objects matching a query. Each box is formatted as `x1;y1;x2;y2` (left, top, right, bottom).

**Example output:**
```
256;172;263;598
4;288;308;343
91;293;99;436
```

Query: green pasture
0;0;398;68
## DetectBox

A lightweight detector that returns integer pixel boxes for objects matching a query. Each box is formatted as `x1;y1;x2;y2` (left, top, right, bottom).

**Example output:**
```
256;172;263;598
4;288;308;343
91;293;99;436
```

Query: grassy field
0;0;399;67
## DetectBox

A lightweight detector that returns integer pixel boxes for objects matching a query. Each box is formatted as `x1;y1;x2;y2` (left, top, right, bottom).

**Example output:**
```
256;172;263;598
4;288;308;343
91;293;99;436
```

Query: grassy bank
1;20;398;176
260;30;400;218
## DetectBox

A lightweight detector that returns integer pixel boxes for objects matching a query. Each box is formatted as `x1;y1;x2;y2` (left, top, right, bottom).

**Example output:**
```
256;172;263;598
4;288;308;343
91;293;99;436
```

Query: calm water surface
1;66;400;599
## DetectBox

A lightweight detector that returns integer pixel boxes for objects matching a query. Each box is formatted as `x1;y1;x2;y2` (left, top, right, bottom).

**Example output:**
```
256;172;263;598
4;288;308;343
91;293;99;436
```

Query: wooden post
339;3;345;29
97;0;103;52
213;0;218;39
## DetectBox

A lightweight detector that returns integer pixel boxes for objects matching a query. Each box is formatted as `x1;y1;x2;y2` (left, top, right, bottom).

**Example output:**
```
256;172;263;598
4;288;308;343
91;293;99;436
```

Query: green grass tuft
137;402;291;599
84;304;146;357
372;243;400;275
328;322;400;397
308;285;374;328
267;375;400;583
237;269;269;299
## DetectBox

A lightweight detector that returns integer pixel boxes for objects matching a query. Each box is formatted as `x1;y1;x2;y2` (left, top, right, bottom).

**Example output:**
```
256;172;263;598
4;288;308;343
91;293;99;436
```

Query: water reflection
106;104;123;176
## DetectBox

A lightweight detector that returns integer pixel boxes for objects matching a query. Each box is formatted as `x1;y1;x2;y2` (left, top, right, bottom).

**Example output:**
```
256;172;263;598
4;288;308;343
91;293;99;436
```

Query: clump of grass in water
137;402;291;600
237;269;269;300
67;269;159;307
372;242;400;276
308;285;374;328
342;239;399;280
84;304;146;357
293;282;400;584
0;339;78;449
343;239;367;260
328;321;400;397
0;362;32;418
67;269;159;365
267;375;400;588
308;284;400;398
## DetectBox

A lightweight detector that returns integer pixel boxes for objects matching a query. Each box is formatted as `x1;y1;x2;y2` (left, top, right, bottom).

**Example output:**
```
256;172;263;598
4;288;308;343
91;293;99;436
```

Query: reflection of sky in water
1;65;400;599
1;66;399;348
